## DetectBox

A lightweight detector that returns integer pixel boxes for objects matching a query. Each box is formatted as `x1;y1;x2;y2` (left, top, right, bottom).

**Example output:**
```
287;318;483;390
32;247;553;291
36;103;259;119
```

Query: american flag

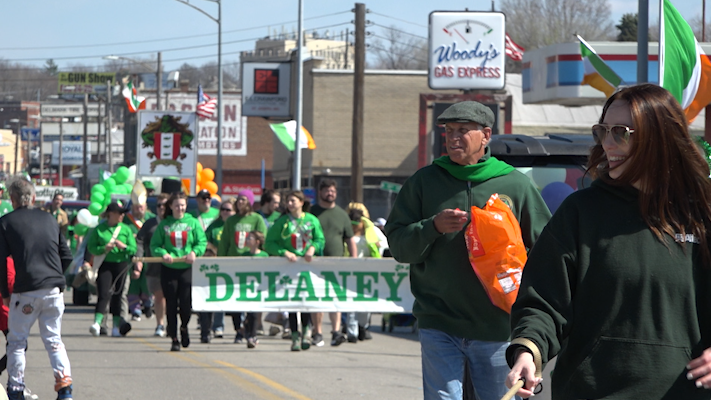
505;34;525;61
197;84;217;119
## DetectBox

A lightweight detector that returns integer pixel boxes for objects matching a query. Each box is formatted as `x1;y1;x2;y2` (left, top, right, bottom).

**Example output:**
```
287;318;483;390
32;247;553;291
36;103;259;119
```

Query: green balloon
103;177;116;192
74;224;89;236
123;183;133;193
113;166;129;184
90;192;105;204
88;202;103;216
91;184;106;194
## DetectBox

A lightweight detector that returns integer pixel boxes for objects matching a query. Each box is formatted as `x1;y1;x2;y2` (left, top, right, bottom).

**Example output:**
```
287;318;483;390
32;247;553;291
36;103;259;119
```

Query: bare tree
368;25;427;70
688;15;711;42
501;0;615;51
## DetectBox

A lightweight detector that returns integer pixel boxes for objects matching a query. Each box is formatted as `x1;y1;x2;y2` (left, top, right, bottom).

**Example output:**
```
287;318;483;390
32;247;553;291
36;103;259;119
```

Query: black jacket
0;207;73;297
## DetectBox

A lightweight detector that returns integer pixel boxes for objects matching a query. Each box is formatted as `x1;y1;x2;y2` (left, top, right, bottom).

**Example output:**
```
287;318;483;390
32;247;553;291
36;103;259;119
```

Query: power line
0;10;352;51
370;22;428;40
368;11;427;29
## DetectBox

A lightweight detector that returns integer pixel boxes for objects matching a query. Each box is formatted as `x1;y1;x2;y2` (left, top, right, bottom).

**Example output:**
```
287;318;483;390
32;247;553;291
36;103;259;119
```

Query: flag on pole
122;81;146;113
577;35;623;97
269;121;316;151
196;84;217;119
504;34;525;61
659;0;711;121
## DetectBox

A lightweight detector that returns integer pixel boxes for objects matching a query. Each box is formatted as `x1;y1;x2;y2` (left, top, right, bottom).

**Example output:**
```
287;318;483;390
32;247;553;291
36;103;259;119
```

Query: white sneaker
23;387;39;400
111;327;121;337
89;323;101;337
154;325;166;337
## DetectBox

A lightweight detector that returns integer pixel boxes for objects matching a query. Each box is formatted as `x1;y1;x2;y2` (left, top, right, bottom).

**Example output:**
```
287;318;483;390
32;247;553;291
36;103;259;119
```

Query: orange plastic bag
464;193;527;313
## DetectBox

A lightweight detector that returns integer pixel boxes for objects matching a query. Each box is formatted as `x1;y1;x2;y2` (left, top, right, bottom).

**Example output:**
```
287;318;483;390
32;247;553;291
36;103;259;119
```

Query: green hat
436;101;495;128
143;181;155;190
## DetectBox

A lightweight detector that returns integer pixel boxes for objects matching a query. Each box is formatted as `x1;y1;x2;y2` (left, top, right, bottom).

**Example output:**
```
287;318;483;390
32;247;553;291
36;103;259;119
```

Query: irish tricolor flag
122;81;146;113
578;35;622;97
660;0;711;121
269;120;316;152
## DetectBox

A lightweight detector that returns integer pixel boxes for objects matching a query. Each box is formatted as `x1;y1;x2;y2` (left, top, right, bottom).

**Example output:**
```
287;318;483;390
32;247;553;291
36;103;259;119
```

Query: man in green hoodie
386;101;551;400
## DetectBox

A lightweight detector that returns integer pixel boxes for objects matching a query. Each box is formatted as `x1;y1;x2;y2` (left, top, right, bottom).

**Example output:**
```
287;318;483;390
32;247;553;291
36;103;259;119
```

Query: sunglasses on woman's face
157;203;167;208
220;208;233;212
592;124;635;145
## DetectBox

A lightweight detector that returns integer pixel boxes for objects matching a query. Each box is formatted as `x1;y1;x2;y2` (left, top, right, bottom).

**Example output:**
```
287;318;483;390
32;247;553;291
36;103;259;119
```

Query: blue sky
0;0;701;73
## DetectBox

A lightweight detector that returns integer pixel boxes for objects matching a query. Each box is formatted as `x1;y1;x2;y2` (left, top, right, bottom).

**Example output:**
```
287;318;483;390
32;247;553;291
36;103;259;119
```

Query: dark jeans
160;265;192;340
95;261;129;316
289;312;311;333
243;313;258;339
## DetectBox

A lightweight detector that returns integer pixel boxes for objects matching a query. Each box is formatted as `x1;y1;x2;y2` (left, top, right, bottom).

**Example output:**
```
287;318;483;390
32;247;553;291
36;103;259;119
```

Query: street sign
21;128;40;141
380;181;402;193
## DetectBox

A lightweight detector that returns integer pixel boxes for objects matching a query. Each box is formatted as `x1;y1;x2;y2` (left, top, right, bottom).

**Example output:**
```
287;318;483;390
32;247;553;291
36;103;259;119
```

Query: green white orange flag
122;81;146;113
577;35;622;97
660;0;711;121
269;121;316;151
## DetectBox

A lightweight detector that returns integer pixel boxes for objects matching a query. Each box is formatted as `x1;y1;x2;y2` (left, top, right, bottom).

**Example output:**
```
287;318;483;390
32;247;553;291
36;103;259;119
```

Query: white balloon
126;165;137;186
532;167;567;190
76;209;92;226
86;215;100;228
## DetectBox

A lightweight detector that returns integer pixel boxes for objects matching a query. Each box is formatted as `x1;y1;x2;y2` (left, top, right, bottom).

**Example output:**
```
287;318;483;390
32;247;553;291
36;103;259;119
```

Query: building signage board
50;141;91;166
136;111;197;178
144;93;247;156
241;62;291;118
57;72;115;94
428;11;506;90
34;186;79;202
41;104;105;117
222;184;262;196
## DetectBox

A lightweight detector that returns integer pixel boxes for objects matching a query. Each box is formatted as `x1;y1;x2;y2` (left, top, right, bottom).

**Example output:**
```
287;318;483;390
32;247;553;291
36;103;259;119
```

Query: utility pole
351;3;366;203
39;121;44;182
157;52;162;111
637;0;649;83
293;0;304;190
59;117;63;186
83;94;89;199
107;80;113;171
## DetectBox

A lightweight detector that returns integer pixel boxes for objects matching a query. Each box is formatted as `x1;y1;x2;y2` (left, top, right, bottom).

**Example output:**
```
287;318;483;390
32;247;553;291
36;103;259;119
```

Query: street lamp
104;53;163;111
175;0;223;195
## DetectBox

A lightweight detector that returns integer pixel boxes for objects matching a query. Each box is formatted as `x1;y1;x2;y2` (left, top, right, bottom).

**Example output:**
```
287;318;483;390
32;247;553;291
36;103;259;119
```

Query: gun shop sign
136;111;197;178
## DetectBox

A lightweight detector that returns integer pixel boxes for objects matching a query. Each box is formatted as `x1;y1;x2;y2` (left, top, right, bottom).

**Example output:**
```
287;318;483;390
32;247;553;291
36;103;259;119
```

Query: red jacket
0;257;15;331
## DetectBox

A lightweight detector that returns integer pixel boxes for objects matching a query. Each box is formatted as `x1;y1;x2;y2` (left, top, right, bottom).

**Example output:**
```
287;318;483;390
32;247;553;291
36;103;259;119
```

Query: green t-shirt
217;213;267;256
264;212;325;257
87;222;137;263
309;204;353;257
0;200;13;217
257;210;281;229
190;207;220;231
247;250;269;257
150;214;207;270
205;218;225;248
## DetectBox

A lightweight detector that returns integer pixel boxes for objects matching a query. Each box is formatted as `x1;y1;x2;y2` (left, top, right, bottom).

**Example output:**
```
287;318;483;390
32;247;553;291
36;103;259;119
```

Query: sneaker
23;387;39;400
347;334;358;343
200;335;210;344
290;332;301;351
111;327;121;337
89;322;101;337
170;340;180;352
361;330;372;341
154;325;166;337
7;390;24;400
331;331;347;346
234;331;244;344
143;305;154;319
119;321;132;336
311;333;325;347
255;329;264;336
213;327;224;338
56;384;73;400
269;325;281;336
281;329;291;340
100;326;108;336
131;313;141;322
247;337;258;349
180;327;190;348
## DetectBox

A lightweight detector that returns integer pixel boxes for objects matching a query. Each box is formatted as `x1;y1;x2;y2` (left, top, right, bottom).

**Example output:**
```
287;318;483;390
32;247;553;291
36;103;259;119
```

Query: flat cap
436;101;495;128
105;201;128;214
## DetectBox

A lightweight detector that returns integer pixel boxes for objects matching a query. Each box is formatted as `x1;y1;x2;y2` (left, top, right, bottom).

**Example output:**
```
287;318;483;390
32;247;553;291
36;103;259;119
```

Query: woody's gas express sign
428;11;505;90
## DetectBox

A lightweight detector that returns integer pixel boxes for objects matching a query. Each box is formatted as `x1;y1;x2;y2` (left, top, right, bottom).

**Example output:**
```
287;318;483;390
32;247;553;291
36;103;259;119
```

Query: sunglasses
592;124;635;145
157;203;167;208
200;196;212;200
220;208;234;212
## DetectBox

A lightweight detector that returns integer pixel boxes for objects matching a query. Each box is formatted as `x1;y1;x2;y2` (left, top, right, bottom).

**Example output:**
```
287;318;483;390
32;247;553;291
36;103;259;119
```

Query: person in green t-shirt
265;190;325;352
190;189;220;231
205;197;236;256
256;189;281;229
240;230;268;349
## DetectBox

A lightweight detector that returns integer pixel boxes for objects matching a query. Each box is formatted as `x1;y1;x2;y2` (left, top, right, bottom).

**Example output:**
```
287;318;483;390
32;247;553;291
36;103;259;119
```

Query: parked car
146;195;222;215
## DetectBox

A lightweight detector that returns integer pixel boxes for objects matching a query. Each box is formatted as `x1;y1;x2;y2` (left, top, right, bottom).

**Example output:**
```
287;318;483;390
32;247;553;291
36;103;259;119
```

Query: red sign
222;184;262;196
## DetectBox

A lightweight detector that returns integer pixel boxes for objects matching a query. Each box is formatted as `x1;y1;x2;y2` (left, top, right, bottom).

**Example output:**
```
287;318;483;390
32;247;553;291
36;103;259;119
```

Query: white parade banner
192;257;413;313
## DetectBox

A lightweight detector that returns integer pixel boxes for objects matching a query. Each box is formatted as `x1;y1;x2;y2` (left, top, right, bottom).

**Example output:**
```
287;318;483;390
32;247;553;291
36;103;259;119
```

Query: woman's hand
304;246;315;262
687;347;711;389
104;242;116;253
505;351;541;398
114;240;127;250
186;252;196;264
131;264;142;280
284;251;297;262
162;254;173;264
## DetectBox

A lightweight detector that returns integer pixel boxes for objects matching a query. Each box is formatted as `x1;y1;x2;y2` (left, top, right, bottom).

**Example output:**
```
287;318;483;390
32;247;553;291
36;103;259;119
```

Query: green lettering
321;271;350;301
291;271;318;301
354;272;378;301
265;272;289;301
234;272;261;301
205;273;234;302
381;272;407;301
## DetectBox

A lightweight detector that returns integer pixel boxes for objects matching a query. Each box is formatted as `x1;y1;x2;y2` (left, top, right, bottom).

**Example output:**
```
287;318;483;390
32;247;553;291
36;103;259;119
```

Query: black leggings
289;312;311;333
95;261;129;316
160;265;192;340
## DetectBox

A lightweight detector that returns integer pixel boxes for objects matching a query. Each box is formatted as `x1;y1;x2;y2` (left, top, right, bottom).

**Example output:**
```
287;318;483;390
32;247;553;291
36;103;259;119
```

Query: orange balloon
196;173;204;185
196;184;202;193
201;168;215;182
211;194;222;203
204;181;218;195
197;162;203;173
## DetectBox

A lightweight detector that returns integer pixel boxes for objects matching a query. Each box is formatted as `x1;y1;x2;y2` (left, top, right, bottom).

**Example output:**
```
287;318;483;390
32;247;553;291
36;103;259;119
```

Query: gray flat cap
436;101;495;128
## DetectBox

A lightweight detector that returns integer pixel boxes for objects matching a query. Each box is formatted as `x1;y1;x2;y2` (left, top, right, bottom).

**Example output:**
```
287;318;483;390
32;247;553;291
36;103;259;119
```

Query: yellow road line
214;359;314;400
137;339;285;400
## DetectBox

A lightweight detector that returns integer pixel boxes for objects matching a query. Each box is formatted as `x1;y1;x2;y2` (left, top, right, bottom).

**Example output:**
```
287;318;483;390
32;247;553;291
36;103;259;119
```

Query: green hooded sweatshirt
149;214;207;270
264;212;325;257
87;221;137;263
509;178;711;399
217;213;267;257
386;148;551;341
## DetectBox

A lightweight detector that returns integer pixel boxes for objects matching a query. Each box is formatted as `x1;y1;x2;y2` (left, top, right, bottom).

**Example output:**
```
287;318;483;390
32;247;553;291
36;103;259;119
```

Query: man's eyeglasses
592;124;635;145
157;203;167;208
220;208;233;212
